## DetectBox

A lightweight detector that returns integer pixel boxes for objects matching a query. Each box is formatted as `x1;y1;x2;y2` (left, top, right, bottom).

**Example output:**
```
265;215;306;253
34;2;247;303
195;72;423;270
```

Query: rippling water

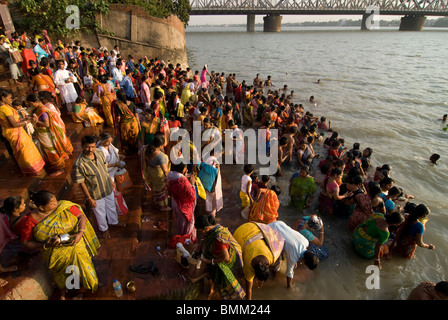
185;26;448;300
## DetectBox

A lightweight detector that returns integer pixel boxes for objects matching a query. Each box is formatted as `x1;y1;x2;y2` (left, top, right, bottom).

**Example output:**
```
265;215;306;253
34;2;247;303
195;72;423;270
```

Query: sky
188;14;402;26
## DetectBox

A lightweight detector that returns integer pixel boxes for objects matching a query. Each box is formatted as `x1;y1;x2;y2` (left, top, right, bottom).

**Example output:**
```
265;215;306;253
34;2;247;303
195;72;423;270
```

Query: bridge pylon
263;14;282;32
399;14;427;31
247;14;255;32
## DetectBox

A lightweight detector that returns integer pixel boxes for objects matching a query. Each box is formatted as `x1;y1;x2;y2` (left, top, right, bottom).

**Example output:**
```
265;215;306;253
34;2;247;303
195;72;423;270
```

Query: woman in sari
195;215;245;300
29;67;56;95
71;96;104;127
390;204;435;259
353;211;404;268
248;185;281;224
115;89;140;156
0;89;45;176
97;131;125;180
27;94;73;176
97;74;116;127
318;167;352;215
17;190;100;300
167;163;197;242
143;135;171;212
0;196;22;287
294;214;329;260
140;108;160;146
289;165;316;212
348;181;385;232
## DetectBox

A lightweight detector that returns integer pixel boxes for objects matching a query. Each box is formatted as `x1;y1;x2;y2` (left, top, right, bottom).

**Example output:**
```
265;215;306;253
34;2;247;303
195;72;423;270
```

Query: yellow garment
33;200;100;291
72;103;104;126
239;190;250;209
233;223;274;282
0;104;45;175
195;175;206;200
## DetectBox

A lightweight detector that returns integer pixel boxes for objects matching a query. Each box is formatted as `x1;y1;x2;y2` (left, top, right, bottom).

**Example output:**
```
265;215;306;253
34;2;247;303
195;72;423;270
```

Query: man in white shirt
111;60;123;83
268;220;319;288
53;59;78;113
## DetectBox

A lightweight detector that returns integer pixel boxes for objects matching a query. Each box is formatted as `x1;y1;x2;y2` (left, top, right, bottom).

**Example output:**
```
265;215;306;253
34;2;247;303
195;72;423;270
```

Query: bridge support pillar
247;14;255;32
263;14;282;32
399;15;426;31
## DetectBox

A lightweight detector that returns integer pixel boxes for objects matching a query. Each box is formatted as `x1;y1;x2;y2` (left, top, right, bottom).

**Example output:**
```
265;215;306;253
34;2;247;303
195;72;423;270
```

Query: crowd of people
0;28;446;301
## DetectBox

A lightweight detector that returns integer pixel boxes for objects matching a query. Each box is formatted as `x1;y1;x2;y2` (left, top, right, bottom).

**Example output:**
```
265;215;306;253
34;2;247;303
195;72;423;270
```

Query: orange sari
35;104;73;170
0;104;45;175
98;83;116;127
248;189;280;224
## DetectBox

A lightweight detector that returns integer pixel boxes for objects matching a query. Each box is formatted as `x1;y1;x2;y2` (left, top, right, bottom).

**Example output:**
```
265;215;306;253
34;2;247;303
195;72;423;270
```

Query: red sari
167;171;197;242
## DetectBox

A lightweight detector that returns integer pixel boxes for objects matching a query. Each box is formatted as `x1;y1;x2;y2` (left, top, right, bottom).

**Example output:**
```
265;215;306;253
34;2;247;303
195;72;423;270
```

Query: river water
184;25;448;300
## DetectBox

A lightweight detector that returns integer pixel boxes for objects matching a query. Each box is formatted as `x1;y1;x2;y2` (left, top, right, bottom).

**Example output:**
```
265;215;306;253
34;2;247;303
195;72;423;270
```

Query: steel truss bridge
189;0;448;16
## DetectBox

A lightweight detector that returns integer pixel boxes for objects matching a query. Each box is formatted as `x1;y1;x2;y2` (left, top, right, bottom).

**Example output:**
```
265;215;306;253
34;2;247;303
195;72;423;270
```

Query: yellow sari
0;104;45;175
143;148;170;210
116;100;139;155
33;200;100;292
72;102;104;127
99;82;116;127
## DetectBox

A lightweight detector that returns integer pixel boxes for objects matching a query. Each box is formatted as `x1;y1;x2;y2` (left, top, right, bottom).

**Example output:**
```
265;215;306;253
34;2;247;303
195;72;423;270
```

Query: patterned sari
35;104;73;170
348;193;373;232
289;175;316;211
248;189;280;224
33;200;100;292
72;102;104;127
143;148;170;210
116;101;139;155
203;225;245;300
353;213;389;259
0;104;45;175
99;82;116;127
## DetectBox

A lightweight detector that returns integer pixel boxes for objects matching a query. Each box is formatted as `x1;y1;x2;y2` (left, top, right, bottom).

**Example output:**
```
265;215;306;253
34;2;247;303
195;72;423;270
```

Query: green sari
353;213;389;259
203;225;246;300
289;175;316;211
33;200;100;292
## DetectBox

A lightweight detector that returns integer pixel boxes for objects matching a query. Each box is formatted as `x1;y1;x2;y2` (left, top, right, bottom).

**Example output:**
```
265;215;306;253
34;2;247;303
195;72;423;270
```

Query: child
240;164;254;210
12;100;34;136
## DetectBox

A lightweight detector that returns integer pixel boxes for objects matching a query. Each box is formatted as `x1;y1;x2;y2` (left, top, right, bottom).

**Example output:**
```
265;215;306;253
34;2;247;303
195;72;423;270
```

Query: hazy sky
188;14;402;25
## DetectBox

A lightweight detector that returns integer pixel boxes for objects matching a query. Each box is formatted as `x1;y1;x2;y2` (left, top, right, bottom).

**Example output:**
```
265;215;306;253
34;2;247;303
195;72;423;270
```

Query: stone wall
95;4;188;66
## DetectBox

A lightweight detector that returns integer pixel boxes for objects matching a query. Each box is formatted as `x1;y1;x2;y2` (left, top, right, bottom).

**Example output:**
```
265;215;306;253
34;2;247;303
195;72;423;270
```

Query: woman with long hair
390;204;435;259
0;89;45;176
167;162;197;242
143;134;171;212
318;167;352;215
348;181;385;232
97;74;116;127
27;93;73;176
115;88;140;156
